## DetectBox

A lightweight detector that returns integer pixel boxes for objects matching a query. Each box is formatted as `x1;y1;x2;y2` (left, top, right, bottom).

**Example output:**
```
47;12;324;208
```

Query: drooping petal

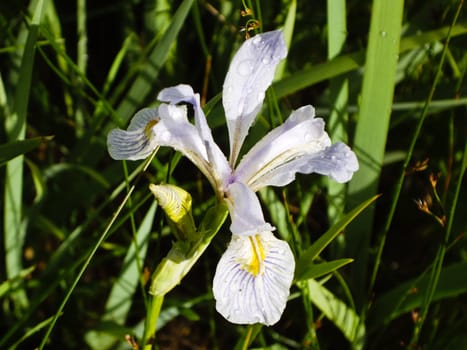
297;142;359;183
158;84;231;189
226;181;274;236
223;30;287;166
234;105;333;191
213;231;295;326
107;108;160;160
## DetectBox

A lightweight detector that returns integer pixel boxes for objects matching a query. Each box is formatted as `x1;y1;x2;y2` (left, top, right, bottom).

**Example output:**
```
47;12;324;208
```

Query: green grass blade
295;195;379;271
85;202;157;350
368;261;467;333
0;136;53;166
272;23;467;99
0;266;35;298
296;258;353;281
345;0;404;306
115;0;195;125
275;0;296;80
3;0;45;313
306;279;365;347
326;0;349;254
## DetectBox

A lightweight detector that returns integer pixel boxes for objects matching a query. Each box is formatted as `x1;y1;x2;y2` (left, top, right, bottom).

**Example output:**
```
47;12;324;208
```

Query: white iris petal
158;84;231;190
223;30;287;166
233;105;358;191
226;182;274;236
213;231;295;326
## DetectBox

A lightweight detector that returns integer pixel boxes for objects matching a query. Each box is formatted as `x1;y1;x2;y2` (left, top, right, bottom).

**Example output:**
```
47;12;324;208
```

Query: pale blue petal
226;182;274;236
223;30;287;166
298;142;359;183
234;106;332;191
107;107;160;160
127;108;159;131
212;232;295;325
158;84;231;190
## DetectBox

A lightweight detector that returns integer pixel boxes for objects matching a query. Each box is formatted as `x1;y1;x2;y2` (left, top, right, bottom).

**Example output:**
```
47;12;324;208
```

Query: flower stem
142;294;165;349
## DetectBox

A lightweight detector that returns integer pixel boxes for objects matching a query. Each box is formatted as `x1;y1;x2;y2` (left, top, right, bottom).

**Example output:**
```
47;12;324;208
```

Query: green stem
143;294;165;349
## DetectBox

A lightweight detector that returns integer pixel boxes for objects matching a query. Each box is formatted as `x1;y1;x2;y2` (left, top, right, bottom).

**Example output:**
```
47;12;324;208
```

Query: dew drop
252;36;262;46
380;30;387;37
237;59;254;76
262;57;270;64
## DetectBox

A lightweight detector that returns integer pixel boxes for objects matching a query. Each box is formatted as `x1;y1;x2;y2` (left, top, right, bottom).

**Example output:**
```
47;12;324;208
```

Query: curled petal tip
107;107;159;160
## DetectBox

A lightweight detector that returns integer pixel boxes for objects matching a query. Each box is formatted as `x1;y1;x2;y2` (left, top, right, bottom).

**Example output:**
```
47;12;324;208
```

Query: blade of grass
275;0;296;80
75;0;87;137
306;279;365;348
85;202;157;350
345;0;404;308
37;149;159;350
0;136;53;166
295;195;379;270
326;0;349;262
410;124;467;346
3;0;45;314
359;2;464;344
114;0;195;125
296;258;354;281
272;23;467;99
368;261;467;333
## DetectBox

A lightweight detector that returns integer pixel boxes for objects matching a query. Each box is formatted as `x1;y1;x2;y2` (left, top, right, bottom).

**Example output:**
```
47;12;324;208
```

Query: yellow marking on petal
243;235;266;276
144;119;158;139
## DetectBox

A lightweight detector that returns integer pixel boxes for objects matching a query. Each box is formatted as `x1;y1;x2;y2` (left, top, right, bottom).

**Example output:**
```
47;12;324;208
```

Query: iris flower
107;30;358;326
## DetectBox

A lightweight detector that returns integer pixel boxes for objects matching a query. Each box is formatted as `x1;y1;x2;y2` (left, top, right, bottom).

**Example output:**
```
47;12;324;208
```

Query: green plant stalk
410;140;466;346
141;203;228;348
143;294;164;350
367;0;463;334
75;0;87;137
346;0;404;307
37;150;158;350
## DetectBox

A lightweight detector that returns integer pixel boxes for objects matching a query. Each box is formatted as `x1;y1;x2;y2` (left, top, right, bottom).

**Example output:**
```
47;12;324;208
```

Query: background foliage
1;0;466;349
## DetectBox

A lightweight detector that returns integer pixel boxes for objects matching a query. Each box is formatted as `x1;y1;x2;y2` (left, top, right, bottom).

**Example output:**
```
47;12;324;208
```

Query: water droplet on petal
237;59;254;76
262;57;270;64
252;36;262;46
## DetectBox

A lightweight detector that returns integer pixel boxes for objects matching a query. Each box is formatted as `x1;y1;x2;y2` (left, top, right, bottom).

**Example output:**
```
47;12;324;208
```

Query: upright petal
107;108;160;160
213;231;295;326
234;106;333;191
155;104;222;190
158;84;231;191
223;30;287;166
226;181;274;236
